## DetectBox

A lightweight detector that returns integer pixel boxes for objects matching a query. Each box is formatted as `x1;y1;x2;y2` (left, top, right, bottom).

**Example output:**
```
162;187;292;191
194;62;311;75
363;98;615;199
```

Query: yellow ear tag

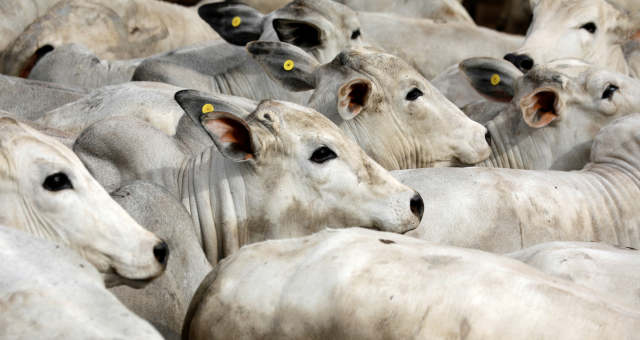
283;59;295;71
202;103;215;114
231;16;242;27
490;74;501;86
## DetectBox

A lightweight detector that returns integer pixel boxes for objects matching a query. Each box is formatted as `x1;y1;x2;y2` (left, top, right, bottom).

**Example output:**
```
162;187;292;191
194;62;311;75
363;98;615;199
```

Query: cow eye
580;22;597;34
43;172;73;191
310;146;337;163
406;88;424;101
601;84;618;100
351;29;361;40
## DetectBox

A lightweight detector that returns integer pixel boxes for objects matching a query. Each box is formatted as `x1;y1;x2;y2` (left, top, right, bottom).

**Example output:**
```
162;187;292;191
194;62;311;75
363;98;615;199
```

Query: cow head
198;0;364;62
0;117;167;288
504;0;638;75
247;41;491;169
175;90;423;237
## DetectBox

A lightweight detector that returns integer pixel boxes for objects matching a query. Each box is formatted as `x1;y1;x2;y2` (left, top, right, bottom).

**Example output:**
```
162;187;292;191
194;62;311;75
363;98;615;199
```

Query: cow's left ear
175;90;256;162
337;78;372;121
460;57;522;103
198;2;265;46
247;41;320;91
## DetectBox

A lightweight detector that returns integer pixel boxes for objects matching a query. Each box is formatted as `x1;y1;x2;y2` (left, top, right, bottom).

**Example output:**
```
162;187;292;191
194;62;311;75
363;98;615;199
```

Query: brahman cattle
0;115;168;287
248;41;491;169
395;114;640;252
0;0;59;53
462;58;640;170
74;91;424;264
183;228;640;340
0;226;163;340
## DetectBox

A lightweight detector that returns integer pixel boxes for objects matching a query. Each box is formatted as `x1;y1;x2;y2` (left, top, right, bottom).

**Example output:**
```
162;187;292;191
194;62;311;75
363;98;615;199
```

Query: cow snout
410;192;424;221
504;53;534;72
153;241;170;267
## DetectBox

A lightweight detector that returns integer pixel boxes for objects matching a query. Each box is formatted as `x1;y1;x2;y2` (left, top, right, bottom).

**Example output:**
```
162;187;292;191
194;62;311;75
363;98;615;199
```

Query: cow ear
247;41;320;92
198;2;265;46
519;90;560;128
272;19;322;48
337;79;372;121
175;90;256;162
459;57;522;103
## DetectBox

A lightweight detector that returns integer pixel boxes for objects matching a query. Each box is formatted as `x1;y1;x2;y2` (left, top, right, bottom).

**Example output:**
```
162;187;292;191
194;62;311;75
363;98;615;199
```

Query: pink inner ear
345;82;370;115
204;117;253;155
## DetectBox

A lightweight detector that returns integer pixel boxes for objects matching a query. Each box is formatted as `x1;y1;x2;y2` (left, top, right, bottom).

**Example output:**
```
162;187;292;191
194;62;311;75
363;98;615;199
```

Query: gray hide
462;58;640;170
508;241;640;310
110;181;211;340
0;226;163;340
74;91;422;264
0;0;59;53
183;228;640;340
335;0;473;23
0;74;86;120
394;114;640;253
28;44;142;89
132;0;365;104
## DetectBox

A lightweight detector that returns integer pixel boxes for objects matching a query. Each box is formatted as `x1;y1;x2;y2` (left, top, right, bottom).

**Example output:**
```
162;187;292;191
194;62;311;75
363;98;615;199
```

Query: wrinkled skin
509;242;640;310
506;0;639;75
249;42;490;169
184;228;640;340
395;114;640;253
0;0;220;77
0;226;163;340
74;95;422;264
0;116;167;287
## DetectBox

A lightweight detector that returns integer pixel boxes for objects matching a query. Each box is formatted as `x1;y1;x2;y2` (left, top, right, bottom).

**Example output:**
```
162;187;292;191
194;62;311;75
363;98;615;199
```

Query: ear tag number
202;103;215;114
283;59;295;71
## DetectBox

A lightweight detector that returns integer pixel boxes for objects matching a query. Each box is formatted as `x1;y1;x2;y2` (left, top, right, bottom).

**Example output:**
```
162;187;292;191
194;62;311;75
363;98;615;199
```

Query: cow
504;0;640;76
74;91;424;264
0;0;60;54
393;114;640;253
183;228;640;340
509;242;640;309
248;41;491;169
0;115;168;287
0;0;221;77
0;226;163;340
461;57;640;170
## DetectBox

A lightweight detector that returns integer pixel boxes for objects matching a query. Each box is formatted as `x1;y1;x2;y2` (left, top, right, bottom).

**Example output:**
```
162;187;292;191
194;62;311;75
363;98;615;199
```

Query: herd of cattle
1;0;640;339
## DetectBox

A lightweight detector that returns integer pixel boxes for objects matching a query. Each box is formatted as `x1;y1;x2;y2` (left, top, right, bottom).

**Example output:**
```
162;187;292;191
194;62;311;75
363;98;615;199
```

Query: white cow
0;115;167;287
74;91;424;264
0;0;60;54
394;114;640;253
183;228;640;340
0;226;163;340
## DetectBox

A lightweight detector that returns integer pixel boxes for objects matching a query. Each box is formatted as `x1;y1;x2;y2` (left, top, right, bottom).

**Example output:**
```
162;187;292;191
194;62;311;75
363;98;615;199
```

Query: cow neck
176;146;253;264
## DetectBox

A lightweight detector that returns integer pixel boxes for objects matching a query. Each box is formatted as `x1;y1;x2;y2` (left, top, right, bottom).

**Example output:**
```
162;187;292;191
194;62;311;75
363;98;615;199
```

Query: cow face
0;117;167;288
248;42;491;169
504;0;636;74
175;90;423;237
199;0;364;63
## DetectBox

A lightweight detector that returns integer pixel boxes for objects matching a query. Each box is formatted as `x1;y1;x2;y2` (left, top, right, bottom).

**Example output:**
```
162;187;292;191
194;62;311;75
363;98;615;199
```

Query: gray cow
183;228;640;340
394;114;640;253
74;91;424;264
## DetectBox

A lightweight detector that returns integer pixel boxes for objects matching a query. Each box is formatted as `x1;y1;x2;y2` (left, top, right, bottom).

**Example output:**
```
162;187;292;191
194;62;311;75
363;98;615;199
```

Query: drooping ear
198;2;265;46
247;41;320;91
459;57;523;103
175;89;256;161
337;78;372;121
272;19;322;48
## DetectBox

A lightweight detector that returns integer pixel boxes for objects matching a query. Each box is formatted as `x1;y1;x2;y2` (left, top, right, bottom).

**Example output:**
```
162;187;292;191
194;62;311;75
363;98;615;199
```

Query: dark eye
601;84;618;100
580;22;597;34
310;146;337;164
43;172;73;191
351;29;361;40
405;88;423;101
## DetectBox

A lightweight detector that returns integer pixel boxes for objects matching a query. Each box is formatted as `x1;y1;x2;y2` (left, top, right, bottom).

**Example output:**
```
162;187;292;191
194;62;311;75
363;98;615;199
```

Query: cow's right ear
459;57;522;103
247;41;320;91
198;2;265;46
175;90;256;162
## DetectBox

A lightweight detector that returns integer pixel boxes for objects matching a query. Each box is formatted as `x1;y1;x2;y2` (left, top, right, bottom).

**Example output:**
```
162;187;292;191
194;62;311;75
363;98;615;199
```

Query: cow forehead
334;49;412;79
281;0;356;19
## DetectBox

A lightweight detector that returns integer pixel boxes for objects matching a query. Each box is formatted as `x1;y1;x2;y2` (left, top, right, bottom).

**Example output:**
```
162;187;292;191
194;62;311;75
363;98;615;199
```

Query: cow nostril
519;56;534;71
153;241;169;266
410;193;424;221
504;53;518;65
485;131;492;146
